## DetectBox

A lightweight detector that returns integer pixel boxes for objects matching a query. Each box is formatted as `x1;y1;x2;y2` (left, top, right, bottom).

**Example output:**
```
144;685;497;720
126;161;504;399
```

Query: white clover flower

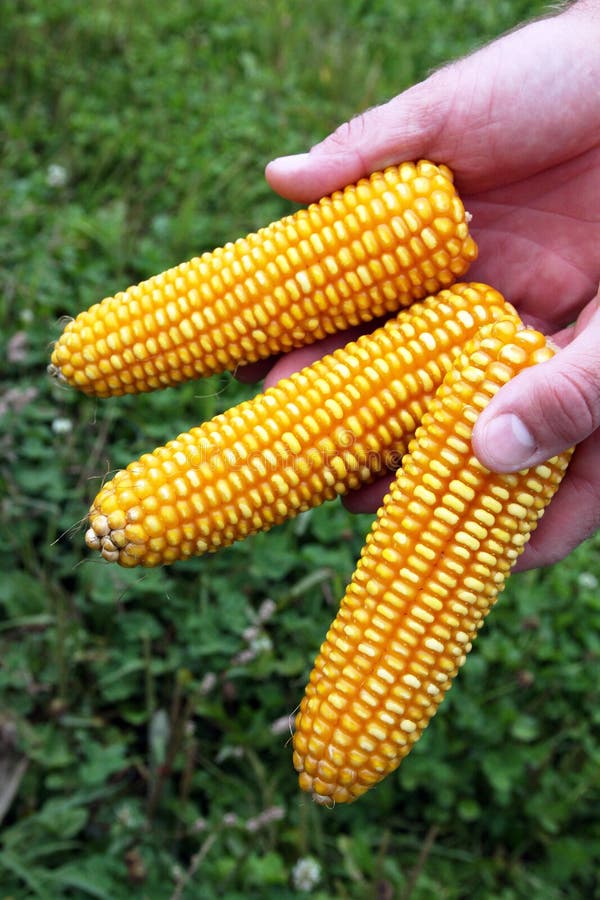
232;647;257;666
291;856;322;892
0;386;38;417
243;625;260;643
221;812;239;828
216;745;244;763
257;598;277;623
46;164;69;188
171;863;184;881
51;417;73;435
249;633;272;655
198;671;217;695
578;572;598;591
7;331;27;362
116;804;133;827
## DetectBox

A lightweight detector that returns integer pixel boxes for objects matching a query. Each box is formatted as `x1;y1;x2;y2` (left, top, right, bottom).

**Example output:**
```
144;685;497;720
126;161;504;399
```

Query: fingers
266;8;600;205
343;429;600;572
264;77;450;203
262;341;337;389
234;358;280;384
473;290;600;567
259;318;390;389
513;431;600;571
347;291;600;565
472;294;600;472
343;433;600;571
342;474;392;515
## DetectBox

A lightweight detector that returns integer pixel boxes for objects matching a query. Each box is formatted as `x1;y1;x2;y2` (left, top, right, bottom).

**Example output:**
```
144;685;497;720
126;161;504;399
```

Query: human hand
251;0;600;570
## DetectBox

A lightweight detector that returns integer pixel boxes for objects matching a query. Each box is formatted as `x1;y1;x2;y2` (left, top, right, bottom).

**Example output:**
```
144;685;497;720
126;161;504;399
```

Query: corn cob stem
49;161;477;397
84;284;512;567
292;319;573;805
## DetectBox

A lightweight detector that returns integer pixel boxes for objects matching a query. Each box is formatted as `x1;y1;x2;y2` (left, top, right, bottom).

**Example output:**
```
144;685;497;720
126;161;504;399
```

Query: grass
1;0;599;896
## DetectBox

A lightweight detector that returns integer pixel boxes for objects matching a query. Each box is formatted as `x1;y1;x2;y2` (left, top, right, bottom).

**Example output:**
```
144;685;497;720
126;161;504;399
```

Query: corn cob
84;284;512;567
292;318;572;805
49;161;477;397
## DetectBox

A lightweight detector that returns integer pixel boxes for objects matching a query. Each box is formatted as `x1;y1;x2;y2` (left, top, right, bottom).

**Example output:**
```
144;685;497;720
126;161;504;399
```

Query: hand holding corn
265;0;600;569
52;160;576;803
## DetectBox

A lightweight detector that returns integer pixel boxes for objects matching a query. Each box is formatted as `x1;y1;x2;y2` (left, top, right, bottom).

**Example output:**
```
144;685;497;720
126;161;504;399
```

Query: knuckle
317;113;372;171
540;362;600;444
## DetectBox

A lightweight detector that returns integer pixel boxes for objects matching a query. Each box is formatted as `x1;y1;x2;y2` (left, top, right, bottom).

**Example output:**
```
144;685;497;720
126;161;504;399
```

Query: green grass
1;0;599;897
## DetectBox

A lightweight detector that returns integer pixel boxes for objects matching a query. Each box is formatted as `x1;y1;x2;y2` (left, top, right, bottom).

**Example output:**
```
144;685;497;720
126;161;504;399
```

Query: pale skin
240;0;600;571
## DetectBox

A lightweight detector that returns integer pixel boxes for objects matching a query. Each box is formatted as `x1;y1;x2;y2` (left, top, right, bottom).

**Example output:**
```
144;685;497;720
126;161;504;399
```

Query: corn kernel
293;320;572;804
50;162;477;397
85;284;512;566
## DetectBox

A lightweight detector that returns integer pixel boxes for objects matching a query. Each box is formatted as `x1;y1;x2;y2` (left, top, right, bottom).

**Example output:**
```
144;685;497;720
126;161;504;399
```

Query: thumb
472;292;600;472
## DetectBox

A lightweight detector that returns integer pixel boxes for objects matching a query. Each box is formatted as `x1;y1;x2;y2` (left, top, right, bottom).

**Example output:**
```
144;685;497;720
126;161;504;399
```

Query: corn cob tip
50;160;478;397
82;284;516;568
292;319;573;804
85;514;139;566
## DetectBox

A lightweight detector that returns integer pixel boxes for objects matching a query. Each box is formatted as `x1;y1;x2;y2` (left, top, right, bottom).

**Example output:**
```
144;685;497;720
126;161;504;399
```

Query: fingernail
267;152;312;174
479;413;536;471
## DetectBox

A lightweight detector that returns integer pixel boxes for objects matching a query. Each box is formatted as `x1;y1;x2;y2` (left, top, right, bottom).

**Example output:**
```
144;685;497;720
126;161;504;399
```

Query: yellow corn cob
84;284;512;567
49;161;477;397
293;318;573;805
